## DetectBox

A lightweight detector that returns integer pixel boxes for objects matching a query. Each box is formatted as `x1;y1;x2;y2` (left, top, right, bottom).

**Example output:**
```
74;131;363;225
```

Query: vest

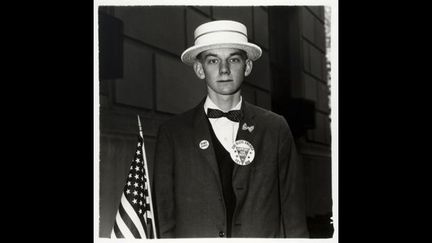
208;122;236;237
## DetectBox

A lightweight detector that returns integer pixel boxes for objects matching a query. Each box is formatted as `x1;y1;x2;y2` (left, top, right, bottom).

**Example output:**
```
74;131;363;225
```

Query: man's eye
208;59;218;64
229;58;240;63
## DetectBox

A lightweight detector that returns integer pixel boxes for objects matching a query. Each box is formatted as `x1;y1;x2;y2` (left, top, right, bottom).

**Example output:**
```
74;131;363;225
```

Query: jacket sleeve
153;124;176;238
277;116;310;237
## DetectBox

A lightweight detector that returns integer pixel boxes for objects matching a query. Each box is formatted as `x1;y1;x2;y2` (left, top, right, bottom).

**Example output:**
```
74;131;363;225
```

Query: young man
153;20;309;238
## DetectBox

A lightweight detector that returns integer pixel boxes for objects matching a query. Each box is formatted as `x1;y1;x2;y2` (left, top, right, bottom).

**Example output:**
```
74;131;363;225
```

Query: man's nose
219;61;230;75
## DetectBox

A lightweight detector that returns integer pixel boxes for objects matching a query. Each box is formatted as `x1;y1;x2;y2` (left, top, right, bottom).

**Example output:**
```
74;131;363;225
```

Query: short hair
196;49;248;62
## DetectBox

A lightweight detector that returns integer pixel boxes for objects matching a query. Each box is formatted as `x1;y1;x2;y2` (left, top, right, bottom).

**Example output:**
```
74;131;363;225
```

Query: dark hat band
194;29;248;42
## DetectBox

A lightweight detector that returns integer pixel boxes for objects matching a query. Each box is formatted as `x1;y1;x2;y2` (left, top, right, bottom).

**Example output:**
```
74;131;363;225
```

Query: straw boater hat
181;20;262;65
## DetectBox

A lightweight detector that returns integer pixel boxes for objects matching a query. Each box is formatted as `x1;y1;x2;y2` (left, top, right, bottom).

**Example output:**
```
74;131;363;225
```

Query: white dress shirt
204;96;242;152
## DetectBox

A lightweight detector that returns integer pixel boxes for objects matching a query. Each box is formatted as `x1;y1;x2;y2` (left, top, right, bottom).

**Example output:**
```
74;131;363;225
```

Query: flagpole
137;115;158;239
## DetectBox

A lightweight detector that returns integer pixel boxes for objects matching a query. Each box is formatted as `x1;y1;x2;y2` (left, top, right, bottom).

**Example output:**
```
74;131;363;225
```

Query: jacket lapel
232;100;258;178
192;99;223;187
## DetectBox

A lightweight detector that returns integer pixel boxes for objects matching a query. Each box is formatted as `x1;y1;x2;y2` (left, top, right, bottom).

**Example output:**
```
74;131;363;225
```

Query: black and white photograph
94;0;337;242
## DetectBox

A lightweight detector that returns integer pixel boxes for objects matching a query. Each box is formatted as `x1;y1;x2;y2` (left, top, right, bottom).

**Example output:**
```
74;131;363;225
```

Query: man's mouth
217;79;233;82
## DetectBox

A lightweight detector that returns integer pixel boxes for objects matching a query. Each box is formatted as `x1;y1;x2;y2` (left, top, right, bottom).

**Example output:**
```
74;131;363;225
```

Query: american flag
111;116;156;239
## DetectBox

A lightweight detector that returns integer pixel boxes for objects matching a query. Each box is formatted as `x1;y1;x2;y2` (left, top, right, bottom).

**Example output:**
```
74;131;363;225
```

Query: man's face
193;48;253;96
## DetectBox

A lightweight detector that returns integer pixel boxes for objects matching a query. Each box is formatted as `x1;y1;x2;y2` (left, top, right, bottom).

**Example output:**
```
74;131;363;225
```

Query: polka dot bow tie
207;108;243;122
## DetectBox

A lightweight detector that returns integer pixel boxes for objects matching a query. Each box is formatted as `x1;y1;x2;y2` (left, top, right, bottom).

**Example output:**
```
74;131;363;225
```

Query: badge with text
199;140;209;150
230;140;255;166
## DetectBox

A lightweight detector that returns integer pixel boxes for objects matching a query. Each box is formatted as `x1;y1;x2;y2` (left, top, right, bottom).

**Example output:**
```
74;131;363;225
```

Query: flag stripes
120;193;148;238
113;209;134;238
118;203;142;238
112;222;124;238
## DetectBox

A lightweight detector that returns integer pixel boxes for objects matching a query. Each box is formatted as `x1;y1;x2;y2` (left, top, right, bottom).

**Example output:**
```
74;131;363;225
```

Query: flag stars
132;198;137;204
127;181;131;186
126;189;130;194
135;166;140;171
139;208;142;214
134;182;139;188
136;150;141;155
133;190;138;196
135;174;139;179
135;158;140;163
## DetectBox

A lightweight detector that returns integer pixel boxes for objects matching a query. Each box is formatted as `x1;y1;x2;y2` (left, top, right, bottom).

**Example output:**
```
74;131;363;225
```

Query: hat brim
181;42;262;66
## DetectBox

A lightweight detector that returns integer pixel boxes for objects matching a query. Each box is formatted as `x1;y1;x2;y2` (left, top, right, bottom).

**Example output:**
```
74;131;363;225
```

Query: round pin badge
230;140;255;166
199;140;209;150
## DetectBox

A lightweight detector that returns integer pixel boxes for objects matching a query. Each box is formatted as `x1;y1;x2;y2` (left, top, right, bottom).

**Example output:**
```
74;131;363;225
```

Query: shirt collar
203;96;242;115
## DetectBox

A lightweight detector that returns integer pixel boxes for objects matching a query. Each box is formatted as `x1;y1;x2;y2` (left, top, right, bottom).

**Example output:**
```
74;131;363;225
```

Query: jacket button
219;231;225;237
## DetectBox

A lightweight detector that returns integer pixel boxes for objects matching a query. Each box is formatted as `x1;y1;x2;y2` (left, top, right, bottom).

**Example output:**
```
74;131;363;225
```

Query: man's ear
244;59;253;77
193;61;206;79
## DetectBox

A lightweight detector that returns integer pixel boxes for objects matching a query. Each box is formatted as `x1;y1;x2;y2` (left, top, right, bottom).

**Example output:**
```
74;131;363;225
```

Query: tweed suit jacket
153;98;309;238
